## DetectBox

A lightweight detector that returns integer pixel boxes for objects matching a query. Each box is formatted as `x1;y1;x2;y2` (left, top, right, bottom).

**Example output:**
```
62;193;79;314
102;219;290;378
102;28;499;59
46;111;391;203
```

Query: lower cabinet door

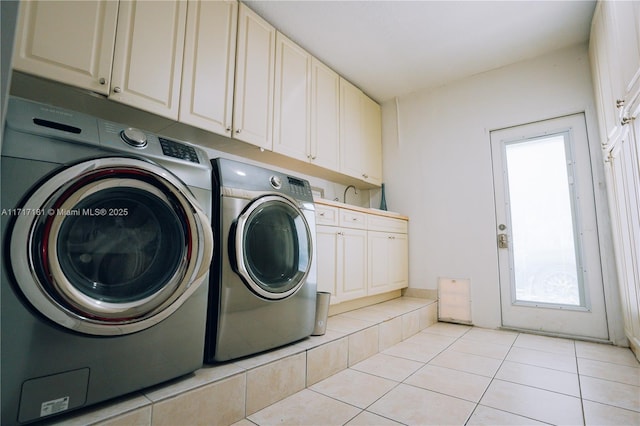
368;231;408;295
316;225;338;298
337;228;368;302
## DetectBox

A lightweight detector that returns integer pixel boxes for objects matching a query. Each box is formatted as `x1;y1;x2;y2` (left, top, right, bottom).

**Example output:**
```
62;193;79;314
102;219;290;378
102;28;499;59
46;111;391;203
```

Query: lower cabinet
315;204;408;304
368;231;408;295
316;226;368;304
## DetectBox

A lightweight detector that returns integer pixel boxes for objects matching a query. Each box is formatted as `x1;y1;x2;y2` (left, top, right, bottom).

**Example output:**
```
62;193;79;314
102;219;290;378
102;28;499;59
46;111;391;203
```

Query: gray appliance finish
206;158;317;362
1;97;213;425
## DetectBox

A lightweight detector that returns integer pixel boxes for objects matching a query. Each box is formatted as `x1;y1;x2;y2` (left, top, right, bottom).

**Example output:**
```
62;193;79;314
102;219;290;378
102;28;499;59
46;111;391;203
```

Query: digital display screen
287;177;305;187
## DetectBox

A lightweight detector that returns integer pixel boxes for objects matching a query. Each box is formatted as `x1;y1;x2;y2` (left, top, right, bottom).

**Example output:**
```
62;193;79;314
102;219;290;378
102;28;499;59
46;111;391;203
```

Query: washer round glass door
234;195;312;300
9;157;213;336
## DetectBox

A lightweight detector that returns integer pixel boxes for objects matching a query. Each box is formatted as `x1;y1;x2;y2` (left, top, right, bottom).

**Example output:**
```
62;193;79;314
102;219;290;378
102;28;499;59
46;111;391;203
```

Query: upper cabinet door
110;0;187;120
340;78;382;186
609;1;640;98
340;78;366;180
590;4;619;144
362;94;382;185
273;32;311;161
233;3;276;150
180;0;238;136
311;58;340;171
13;0;118;95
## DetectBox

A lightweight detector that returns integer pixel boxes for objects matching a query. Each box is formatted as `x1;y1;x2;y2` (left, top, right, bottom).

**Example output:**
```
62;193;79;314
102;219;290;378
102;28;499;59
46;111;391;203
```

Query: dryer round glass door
234;195;312;300
9;157;213;336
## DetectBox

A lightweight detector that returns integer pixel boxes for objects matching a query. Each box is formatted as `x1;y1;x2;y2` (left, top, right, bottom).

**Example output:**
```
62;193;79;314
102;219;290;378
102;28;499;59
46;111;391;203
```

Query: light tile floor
240;322;640;426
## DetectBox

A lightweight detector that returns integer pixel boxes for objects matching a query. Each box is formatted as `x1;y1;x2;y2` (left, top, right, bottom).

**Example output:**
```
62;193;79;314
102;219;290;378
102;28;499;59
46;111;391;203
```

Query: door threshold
499;326;612;345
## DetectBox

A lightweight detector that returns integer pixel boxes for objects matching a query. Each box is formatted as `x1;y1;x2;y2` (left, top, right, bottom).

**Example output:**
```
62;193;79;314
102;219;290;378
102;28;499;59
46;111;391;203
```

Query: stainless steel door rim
233;194;312;300
9;157;213;336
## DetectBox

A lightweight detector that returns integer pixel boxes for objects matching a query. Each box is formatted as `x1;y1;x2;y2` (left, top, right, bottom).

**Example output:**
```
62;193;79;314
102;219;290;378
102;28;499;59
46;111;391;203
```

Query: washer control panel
100;122;201;164
159;137;200;164
287;176;310;198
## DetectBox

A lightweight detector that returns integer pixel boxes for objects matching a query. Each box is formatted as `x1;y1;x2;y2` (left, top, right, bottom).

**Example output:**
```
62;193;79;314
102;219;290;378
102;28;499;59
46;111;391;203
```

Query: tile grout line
574;338;588;426
463;330;520;426
248;302;435;425
341;323;466;425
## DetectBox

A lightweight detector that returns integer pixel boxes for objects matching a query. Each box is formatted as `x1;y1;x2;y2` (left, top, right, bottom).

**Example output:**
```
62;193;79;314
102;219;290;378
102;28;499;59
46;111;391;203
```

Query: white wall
382;43;621;332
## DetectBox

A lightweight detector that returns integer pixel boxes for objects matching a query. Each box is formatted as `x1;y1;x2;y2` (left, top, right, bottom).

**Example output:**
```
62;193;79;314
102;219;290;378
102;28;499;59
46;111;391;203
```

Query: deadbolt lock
498;233;508;248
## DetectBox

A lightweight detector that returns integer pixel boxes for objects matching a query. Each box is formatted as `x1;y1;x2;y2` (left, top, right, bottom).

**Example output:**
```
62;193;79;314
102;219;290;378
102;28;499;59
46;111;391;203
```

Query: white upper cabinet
13;1;381;187
362;94;383;184
273;32;312;161
311;59;340;171
272;34;340;171
590;0;640;146
13;0;118;95
340;78;382;185
609;1;640;97
340;78;365;180
111;0;187;120
590;7;618;144
13;0;186;120
180;0;237;136
233;3;276;150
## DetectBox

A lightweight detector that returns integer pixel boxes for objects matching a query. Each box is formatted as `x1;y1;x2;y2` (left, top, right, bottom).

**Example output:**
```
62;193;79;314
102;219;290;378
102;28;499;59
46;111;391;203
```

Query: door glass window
56;188;186;303
504;133;583;306
243;201;310;294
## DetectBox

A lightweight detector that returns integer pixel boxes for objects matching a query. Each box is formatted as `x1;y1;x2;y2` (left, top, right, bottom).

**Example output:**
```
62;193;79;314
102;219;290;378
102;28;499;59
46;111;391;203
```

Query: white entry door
491;114;609;340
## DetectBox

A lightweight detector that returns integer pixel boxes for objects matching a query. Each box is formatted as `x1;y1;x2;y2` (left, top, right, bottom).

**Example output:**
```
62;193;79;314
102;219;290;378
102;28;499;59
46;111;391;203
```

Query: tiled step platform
43;297;437;426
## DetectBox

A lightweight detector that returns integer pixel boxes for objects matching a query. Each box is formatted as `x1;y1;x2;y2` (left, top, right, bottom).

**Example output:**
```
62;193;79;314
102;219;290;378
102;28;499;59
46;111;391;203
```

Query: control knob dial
120;128;147;148
269;175;282;189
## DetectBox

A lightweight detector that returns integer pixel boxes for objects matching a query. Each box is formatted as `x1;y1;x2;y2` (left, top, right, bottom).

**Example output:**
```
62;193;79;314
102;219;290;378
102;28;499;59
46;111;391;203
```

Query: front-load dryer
205;158;317;362
1;97;213;425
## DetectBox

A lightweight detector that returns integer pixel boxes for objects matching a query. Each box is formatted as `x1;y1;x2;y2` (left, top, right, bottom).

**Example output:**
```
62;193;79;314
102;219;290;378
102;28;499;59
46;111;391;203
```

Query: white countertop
314;198;409;221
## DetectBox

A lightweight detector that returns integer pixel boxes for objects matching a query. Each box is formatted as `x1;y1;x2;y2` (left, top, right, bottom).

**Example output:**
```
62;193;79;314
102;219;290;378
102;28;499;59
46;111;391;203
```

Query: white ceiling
245;0;597;102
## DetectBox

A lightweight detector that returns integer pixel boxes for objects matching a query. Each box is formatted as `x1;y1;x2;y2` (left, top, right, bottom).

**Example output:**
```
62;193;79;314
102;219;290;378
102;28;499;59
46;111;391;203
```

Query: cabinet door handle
235;129;241;134
319;212;325;217
99;77;106;85
225;126;231;133
113;87;122;93
362;173;369;179
621;117;633;126
616;99;625;108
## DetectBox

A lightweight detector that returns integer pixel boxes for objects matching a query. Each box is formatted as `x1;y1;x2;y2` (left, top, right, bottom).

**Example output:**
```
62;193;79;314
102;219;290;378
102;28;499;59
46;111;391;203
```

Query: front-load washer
1;97;213;425
205;158;317;362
